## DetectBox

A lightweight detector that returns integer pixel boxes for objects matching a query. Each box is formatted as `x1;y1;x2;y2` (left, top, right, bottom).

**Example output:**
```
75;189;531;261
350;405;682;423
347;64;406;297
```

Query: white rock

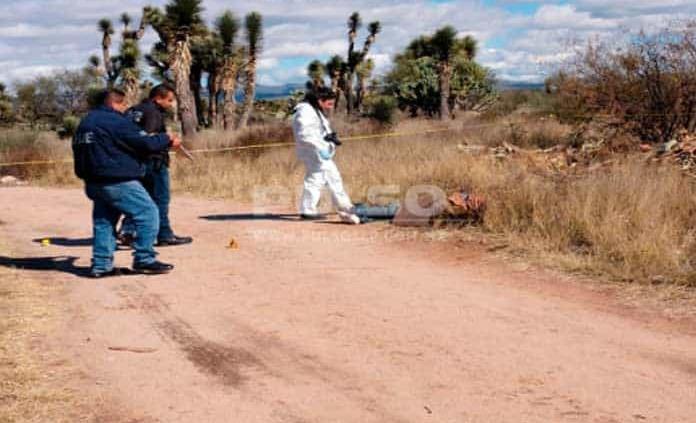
0;175;19;185
0;175;24;185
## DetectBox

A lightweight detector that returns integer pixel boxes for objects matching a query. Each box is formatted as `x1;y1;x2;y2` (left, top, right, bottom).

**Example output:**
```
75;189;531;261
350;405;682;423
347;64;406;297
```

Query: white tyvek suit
292;102;356;220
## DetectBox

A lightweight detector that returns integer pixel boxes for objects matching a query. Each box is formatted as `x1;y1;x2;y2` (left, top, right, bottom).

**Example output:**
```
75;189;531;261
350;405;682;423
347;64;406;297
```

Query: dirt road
1;186;695;423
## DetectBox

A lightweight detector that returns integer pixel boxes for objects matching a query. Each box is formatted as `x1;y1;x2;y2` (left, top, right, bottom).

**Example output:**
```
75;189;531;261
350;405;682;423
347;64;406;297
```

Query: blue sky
0;0;694;86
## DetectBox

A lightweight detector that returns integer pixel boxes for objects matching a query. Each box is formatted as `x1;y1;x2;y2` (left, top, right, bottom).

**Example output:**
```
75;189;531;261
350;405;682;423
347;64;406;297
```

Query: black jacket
126;100;170;165
72;106;170;183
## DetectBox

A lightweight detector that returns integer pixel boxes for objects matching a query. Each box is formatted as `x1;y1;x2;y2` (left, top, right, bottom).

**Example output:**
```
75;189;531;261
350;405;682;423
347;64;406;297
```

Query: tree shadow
0;255;91;278
199;213;303;222
32;237;93;247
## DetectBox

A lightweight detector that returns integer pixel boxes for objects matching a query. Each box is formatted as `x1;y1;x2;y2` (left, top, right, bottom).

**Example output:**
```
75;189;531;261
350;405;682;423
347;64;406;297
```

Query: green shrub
365;95;398;126
57;115;79;139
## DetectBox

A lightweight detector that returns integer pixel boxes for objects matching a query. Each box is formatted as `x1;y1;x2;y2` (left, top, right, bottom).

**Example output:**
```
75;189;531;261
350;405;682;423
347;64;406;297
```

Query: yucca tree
98;18;116;84
121;13;132;32
361;21;381;57
238;12;263;129
188;32;221;127
87;55;103;80
118;12;146;106
189;35;209;125
142;5;170;82
355;58;374;112
430;26;460;119
196;33;224;128
168;0;204;134
431;27;478;119
119;37;142;106
307;60;325;90
354;21;380;111
144;6;167;42
345;12;362;115
456;35;478;61
216;10;241;130
325;55;345;115
326;55;344;95
148;0;204;136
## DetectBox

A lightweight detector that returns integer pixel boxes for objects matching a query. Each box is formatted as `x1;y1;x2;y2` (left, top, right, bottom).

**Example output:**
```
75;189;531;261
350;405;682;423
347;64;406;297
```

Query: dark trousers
121;160;174;240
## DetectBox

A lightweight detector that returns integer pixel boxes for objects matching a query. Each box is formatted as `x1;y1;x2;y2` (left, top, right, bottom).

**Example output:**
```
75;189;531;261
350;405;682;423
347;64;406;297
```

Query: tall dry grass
3;116;696;285
169;118;696;286
0;130;75;184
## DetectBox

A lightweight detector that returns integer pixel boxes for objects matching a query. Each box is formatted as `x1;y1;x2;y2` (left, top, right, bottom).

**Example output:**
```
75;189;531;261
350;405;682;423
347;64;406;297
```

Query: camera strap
313;107;331;137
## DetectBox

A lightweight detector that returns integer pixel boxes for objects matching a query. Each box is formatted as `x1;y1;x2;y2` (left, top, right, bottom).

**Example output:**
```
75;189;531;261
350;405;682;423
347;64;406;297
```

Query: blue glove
318;144;336;160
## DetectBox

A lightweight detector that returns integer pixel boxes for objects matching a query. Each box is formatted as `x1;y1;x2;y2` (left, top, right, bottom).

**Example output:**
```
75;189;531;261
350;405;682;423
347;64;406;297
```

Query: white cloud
533;5;617;30
258;57;279;71
264;39;346;58
0;0;690;85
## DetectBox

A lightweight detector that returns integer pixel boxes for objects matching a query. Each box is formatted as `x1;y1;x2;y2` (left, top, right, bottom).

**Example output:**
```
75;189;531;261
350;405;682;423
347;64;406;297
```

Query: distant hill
255;83;305;100
496;80;545;91
248;80;543;101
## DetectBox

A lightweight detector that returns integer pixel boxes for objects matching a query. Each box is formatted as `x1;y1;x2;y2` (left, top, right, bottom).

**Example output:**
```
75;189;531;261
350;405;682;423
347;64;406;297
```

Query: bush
0;130;69;178
549;20;696;143
365;95;398;126
57;115;79;139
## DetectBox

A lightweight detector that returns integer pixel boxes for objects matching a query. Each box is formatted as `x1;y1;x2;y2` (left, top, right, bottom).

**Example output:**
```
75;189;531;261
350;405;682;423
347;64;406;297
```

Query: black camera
324;132;342;146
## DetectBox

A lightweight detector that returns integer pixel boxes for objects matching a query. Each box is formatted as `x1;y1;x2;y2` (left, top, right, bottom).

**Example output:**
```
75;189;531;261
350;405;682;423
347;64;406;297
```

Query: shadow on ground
200;213;302;222
0;255;91;277
32;237;93;247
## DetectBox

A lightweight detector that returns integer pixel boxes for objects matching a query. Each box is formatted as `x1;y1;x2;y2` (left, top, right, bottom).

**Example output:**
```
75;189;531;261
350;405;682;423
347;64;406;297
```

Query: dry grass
3;116;696;286
0;130;75;184
167;118;696;286
0;246;84;422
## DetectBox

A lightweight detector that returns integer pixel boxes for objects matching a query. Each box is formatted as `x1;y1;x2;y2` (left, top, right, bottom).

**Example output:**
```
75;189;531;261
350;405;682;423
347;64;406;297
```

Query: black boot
133;261;174;275
89;267;128;279
157;235;193;247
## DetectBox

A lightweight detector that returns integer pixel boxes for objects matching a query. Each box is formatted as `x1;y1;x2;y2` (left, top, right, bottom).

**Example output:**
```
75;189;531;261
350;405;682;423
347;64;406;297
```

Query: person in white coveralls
292;87;360;224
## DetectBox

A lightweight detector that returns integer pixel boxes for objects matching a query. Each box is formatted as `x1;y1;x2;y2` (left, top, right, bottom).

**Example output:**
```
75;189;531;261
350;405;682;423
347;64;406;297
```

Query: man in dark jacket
73;88;181;278
119;84;193;247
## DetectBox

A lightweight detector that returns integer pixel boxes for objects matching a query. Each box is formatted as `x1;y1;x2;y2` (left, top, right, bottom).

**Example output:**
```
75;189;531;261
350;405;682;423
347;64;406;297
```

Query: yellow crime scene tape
0;127;460;168
1;109;690;168
0;158;74;168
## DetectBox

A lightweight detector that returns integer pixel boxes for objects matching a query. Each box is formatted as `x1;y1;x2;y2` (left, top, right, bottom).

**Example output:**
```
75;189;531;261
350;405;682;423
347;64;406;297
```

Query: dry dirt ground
1;186;695;423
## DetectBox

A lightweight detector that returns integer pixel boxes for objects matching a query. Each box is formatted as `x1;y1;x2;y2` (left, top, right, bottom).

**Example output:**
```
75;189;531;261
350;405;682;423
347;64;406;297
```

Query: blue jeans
121;161;174;240
86;181;159;272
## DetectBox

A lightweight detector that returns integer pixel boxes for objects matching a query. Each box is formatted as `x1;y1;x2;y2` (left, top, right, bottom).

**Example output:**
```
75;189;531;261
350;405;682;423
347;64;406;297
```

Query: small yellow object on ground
41;238;51;246
227;238;239;250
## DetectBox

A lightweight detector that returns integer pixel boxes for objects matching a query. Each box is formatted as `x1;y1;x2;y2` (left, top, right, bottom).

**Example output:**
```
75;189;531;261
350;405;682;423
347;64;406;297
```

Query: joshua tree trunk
208;69;219;128
345;12;360;115
439;61;452;120
102;34;113;84
123;73;140;107
356;76;367;113
345;71;354;115
355;25;379;112
238;54;256;129
190;65;204;126
330;70;341;116
221;58;239;130
238;11;262;129
170;34;198;136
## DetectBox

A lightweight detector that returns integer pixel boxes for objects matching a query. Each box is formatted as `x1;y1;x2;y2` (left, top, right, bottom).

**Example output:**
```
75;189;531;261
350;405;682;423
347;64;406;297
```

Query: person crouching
72;88;181;278
292;87;360;224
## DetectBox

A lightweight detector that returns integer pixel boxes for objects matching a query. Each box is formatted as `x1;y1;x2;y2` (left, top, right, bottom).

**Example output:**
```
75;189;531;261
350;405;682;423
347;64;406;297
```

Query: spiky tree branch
238;11;262;129
216;10;241;130
98;18;116;84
